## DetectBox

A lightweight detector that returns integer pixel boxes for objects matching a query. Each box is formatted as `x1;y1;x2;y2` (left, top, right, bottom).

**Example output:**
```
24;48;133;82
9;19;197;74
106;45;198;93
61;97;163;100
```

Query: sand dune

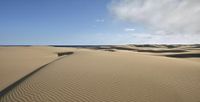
0;46;76;92
1;46;200;102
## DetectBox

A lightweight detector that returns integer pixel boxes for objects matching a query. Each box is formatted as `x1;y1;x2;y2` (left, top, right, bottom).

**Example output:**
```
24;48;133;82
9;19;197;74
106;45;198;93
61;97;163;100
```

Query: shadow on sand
136;49;187;53
111;46;187;53
0;52;74;97
165;53;200;58
52;45;197;54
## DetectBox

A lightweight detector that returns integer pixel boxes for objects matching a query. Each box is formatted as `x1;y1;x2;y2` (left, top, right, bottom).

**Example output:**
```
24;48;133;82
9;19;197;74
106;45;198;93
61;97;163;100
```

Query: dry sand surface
0;46;75;92
0;45;200;102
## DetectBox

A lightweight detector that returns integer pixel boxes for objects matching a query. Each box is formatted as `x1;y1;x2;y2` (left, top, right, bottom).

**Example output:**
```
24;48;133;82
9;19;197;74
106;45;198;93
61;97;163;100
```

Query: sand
0;46;200;102
0;46;75;92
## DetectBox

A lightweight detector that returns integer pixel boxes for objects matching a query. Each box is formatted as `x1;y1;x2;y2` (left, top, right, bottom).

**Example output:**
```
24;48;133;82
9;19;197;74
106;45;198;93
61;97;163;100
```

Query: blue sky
0;0;138;45
0;0;199;45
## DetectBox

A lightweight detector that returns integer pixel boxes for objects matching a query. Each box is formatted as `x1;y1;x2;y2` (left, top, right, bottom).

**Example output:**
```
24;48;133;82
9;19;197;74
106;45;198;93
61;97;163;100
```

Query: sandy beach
0;45;200;102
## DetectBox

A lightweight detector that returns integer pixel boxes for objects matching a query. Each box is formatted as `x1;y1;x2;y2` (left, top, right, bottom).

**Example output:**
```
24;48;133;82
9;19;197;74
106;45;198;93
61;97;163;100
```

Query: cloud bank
110;0;200;43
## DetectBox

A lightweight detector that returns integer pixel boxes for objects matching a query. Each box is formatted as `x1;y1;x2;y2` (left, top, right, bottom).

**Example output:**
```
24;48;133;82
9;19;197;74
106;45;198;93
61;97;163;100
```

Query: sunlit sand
0;45;200;102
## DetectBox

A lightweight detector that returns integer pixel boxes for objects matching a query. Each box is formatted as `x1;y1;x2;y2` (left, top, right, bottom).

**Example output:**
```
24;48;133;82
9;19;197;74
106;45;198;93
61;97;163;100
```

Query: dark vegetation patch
191;44;200;48
163;45;181;49
57;52;74;57
110;46;137;51
133;44;159;48
103;49;116;52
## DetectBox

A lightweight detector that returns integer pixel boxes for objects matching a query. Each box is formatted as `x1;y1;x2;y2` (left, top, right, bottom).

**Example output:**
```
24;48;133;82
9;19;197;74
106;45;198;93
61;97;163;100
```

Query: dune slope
1;50;200;102
0;46;75;92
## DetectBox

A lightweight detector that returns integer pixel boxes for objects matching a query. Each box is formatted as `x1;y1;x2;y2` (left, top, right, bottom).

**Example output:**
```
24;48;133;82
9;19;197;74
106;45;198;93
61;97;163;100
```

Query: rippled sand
1;47;200;102
0;46;75;92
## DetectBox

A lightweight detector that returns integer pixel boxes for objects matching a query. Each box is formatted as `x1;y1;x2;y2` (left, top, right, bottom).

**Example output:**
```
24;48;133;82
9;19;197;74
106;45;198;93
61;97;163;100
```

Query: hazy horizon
1;0;200;45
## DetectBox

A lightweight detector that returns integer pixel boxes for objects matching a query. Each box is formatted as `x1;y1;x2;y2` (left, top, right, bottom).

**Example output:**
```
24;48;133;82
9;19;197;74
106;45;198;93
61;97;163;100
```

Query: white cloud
73;32;200;44
131;33;200;44
96;19;105;23
109;0;200;43
124;28;135;32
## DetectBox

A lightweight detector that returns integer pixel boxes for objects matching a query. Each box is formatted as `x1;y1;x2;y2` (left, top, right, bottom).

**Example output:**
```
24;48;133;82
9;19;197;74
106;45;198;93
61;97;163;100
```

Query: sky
0;0;200;45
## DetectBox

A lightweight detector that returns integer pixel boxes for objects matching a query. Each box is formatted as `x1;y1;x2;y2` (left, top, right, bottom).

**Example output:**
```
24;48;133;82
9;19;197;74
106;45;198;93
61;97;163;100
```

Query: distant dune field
0;45;200;102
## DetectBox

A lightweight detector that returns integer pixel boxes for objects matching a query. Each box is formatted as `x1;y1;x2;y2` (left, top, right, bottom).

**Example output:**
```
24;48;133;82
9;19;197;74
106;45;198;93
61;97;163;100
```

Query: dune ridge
0;46;76;92
0;53;73;97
